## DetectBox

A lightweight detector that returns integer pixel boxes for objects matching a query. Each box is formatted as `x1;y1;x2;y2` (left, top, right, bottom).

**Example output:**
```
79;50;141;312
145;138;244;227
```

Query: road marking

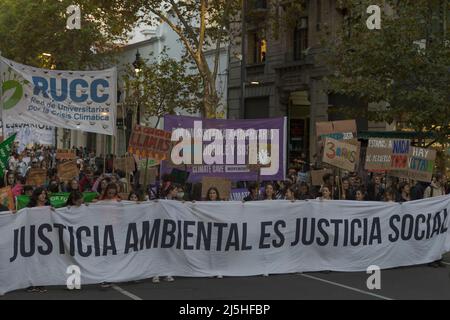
111;285;143;301
299;274;394;300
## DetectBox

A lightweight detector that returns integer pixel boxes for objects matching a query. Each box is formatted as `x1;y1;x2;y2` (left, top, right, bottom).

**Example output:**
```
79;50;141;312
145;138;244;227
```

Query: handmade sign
114;157;135;173
57;160;80;182
389;147;436;182
316;120;357;141
311;169;333;186
26;168;47;186
365;139;410;171
56;150;76;160
322;137;360;172
128;125;172;160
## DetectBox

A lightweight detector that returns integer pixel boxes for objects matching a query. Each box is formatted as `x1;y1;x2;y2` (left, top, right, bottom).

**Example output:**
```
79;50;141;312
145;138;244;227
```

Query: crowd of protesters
2;145;449;291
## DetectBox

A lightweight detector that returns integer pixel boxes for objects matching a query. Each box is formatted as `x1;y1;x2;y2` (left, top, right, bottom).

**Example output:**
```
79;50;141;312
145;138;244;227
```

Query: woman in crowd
285;186;297;201
99;183;121;201
162;185;178;200
384;188;396;202
263;183;276;200
67;191;84;207
297;182;311;200
355;188;366;201
175;185;187;201
206;187;221;201
6;171;23;198
339;177;354;200
317;185;332;201
424;174;446;198
65;178;80;193
27;187;50;208
243;183;260;201
128;190;145;202
96;177;111;195
397;182;411;203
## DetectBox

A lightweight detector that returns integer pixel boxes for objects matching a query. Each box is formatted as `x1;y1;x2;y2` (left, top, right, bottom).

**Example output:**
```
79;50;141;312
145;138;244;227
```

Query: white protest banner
1;196;449;295
0;56;116;136
1;121;54;152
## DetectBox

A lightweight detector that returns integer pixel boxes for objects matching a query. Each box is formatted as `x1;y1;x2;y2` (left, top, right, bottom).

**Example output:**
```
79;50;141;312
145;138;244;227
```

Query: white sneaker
152;276;160;283
217;275;223;279
165;276;174;282
263;274;269;277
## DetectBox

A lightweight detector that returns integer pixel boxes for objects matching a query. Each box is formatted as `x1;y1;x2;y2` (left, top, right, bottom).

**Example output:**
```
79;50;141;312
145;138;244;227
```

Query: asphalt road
1;256;450;300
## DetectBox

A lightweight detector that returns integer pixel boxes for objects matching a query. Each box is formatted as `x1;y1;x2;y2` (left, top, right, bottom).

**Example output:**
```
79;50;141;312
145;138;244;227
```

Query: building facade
228;0;391;166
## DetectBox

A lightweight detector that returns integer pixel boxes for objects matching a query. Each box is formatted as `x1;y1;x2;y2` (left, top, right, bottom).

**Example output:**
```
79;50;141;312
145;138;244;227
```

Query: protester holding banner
396;182;411;203
65;178;81;193
67;191;84;207
27;188;50;208
98;183;121;201
243;183;260;202
317;185;332;201
263;183;276;200
424;174;446;198
285;186;297;201
163;185;178;200
206;187;221;201
354;189;367;201
297;182;312;200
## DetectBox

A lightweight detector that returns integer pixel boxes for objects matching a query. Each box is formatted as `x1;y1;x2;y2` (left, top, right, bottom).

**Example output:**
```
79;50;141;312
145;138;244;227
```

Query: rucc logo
2;80;23;110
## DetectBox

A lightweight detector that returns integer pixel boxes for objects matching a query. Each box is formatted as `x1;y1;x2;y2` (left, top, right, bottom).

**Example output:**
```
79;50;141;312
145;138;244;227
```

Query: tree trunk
202;76;220;119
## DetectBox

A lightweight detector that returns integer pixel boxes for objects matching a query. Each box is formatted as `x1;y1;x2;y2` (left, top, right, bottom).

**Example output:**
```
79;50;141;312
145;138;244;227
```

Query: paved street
2;256;449;300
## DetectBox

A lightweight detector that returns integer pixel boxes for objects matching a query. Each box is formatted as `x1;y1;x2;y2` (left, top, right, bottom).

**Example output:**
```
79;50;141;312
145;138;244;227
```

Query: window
294;17;308;60
247;32;267;64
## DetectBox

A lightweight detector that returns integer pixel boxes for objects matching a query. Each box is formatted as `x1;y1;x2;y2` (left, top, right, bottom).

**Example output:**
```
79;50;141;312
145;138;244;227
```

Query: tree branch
198;0;207;59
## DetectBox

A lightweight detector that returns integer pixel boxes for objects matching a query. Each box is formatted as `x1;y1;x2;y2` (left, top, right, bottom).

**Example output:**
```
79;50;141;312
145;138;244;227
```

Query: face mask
177;192;185;199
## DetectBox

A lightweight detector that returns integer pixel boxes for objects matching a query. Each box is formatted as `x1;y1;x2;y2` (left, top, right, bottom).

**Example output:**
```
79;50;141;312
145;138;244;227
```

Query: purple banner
162;115;286;182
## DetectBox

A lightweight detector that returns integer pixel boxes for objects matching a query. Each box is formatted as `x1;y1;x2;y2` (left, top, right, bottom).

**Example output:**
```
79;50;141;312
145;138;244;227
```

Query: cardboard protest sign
389;147;436;182
128;125;172;160
0;186;15;210
201;177;232;200
322;138;360;172
26;168;47;186
114;157;135;172
56;150;76;160
132;154;161;170
365;139;410;171
316;120;357;140
311;169;333;186
57;160;80;182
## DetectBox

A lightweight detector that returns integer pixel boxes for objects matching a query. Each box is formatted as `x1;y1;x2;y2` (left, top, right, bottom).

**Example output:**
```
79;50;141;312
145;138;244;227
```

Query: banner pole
112;135;115;175
103;134;106;174
143;155;149;194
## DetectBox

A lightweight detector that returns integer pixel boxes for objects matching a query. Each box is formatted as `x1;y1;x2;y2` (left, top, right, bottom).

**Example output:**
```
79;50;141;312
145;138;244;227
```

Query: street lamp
133;49;143;75
132;50;143;124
